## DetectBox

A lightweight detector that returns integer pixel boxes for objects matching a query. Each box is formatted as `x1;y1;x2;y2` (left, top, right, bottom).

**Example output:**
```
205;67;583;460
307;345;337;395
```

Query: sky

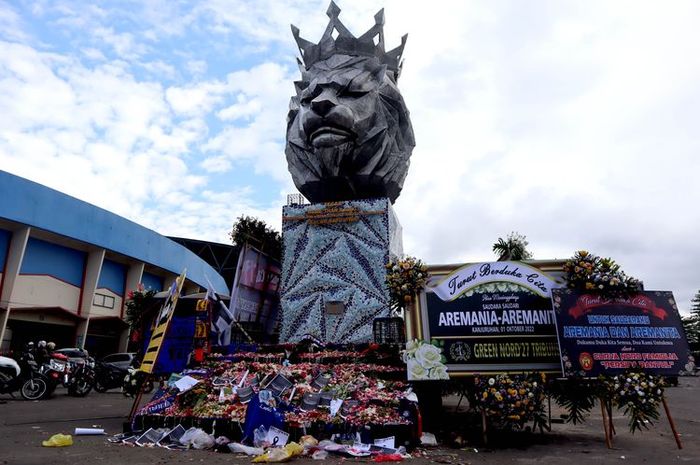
1;0;699;314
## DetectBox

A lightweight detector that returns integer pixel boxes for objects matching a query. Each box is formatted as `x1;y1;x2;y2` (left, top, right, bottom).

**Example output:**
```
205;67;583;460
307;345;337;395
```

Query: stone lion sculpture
285;2;415;204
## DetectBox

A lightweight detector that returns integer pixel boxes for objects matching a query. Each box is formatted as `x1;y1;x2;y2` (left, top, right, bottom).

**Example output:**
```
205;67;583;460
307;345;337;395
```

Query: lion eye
341;89;368;98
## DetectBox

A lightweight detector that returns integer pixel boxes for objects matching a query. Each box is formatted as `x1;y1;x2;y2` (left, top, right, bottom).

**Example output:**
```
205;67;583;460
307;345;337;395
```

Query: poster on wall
406;262;564;380
552;289;694;377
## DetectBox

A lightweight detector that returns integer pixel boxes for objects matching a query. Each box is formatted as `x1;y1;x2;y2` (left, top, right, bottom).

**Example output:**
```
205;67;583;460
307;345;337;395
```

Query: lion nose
310;94;336;116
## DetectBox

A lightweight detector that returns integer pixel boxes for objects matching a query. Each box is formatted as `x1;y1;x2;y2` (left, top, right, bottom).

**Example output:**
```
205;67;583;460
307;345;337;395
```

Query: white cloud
166;80;227;116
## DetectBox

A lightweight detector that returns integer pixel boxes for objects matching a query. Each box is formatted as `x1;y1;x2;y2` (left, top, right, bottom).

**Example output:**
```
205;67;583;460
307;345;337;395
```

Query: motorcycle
93;360;127;393
67;356;95;397
0;350;50;400
41;353;95;397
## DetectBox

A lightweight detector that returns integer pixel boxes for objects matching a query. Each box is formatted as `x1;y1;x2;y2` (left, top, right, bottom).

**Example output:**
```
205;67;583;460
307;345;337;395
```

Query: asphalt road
0;378;698;465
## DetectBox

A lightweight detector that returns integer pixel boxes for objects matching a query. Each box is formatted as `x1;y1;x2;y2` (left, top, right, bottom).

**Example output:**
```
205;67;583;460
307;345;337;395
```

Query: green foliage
124;283;156;332
492;232;533;261
549;376;598;424
229;215;282;259
682;314;700;345
684;290;700;346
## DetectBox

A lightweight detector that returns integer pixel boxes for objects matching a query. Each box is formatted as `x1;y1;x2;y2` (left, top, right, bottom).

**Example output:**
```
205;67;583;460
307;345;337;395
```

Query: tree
684;290;700;347
229;215;282;259
492;232;533;261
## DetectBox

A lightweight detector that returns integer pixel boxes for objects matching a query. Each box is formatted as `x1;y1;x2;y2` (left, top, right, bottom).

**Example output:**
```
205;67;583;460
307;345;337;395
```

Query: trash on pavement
179;427;215;450
229;442;265;456
252;442;304;463
42;434;73;447
420;432;437;446
74;427;105;435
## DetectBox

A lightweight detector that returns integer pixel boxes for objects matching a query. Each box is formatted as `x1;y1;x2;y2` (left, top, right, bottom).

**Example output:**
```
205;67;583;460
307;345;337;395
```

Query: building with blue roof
0;170;230;356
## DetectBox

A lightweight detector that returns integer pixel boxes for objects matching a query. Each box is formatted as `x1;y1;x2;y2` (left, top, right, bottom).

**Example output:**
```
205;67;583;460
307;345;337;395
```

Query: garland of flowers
600;370;665;433
474;373;547;430
563;250;641;299
385;256;428;309
549;370;666;433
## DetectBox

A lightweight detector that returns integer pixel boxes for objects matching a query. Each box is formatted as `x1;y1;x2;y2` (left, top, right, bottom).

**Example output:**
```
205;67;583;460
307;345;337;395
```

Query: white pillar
75;248;105;349
0;227;30;347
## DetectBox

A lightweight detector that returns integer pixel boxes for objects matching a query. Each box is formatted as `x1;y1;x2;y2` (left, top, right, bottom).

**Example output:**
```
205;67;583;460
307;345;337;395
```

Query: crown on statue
292;1;407;80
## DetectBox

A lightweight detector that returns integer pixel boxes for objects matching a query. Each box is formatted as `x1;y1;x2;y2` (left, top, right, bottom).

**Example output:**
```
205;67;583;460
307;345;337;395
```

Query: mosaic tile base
279;198;402;343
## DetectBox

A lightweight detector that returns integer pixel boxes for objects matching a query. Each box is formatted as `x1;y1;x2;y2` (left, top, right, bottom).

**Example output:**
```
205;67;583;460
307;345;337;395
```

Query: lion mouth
309;126;354;147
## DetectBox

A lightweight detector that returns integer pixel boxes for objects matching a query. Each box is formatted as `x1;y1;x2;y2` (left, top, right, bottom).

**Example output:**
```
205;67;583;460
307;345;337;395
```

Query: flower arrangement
385;256;428;309
601;370;665;433
474;373;547;430
402;339;449;380
563;250;641;298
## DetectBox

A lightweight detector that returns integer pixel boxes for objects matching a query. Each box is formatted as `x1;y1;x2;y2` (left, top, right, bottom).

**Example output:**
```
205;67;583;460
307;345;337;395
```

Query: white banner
427;261;561;301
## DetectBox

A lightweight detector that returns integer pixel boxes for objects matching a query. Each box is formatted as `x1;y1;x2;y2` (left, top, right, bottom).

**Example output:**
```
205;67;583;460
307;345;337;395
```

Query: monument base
279;198;402;343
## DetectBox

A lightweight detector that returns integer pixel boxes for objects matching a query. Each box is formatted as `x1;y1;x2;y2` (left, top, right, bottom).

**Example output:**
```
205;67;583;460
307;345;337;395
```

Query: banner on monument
552;289;693;377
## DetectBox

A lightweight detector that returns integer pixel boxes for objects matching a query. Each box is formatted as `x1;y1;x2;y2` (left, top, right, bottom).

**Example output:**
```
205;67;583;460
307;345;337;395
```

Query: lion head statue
285;3;415;204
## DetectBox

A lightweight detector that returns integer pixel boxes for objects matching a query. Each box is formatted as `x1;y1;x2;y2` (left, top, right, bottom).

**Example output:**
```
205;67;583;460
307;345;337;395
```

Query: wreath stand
599;395;682;450
127;372;154;426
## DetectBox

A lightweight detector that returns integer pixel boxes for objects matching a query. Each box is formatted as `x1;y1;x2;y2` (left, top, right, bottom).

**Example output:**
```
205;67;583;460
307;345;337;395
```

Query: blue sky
1;0;700;313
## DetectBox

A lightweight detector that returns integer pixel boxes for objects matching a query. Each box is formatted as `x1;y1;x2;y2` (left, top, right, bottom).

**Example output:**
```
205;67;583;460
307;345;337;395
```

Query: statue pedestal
279;198;402;343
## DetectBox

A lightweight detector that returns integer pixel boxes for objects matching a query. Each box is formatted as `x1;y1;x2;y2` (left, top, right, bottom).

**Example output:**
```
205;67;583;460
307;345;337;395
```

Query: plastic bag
312;450;329;460
300;435;318;447
179;427;214;450
42;434;73;447
253;425;268;448
252;442;303;463
243;392;286;444
420;432;437;446
229;442;265;456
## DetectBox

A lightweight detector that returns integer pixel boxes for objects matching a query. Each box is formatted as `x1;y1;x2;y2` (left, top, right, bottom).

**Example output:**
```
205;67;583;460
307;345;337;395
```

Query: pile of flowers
136;350;412;430
474;373;547;429
601;370;665;433
563;250;641;298
386;256;428;309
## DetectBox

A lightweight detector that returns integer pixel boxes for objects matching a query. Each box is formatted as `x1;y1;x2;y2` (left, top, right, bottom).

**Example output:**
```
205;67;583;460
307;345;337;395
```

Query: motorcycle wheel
143;380;154;394
68;378;93;397
94;378;108;393
21;377;48;401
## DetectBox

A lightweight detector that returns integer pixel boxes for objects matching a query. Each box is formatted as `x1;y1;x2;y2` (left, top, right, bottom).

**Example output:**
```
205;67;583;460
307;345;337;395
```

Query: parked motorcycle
67;356;95;397
41;352;95;397
0;349;50;400
93;360;127;393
